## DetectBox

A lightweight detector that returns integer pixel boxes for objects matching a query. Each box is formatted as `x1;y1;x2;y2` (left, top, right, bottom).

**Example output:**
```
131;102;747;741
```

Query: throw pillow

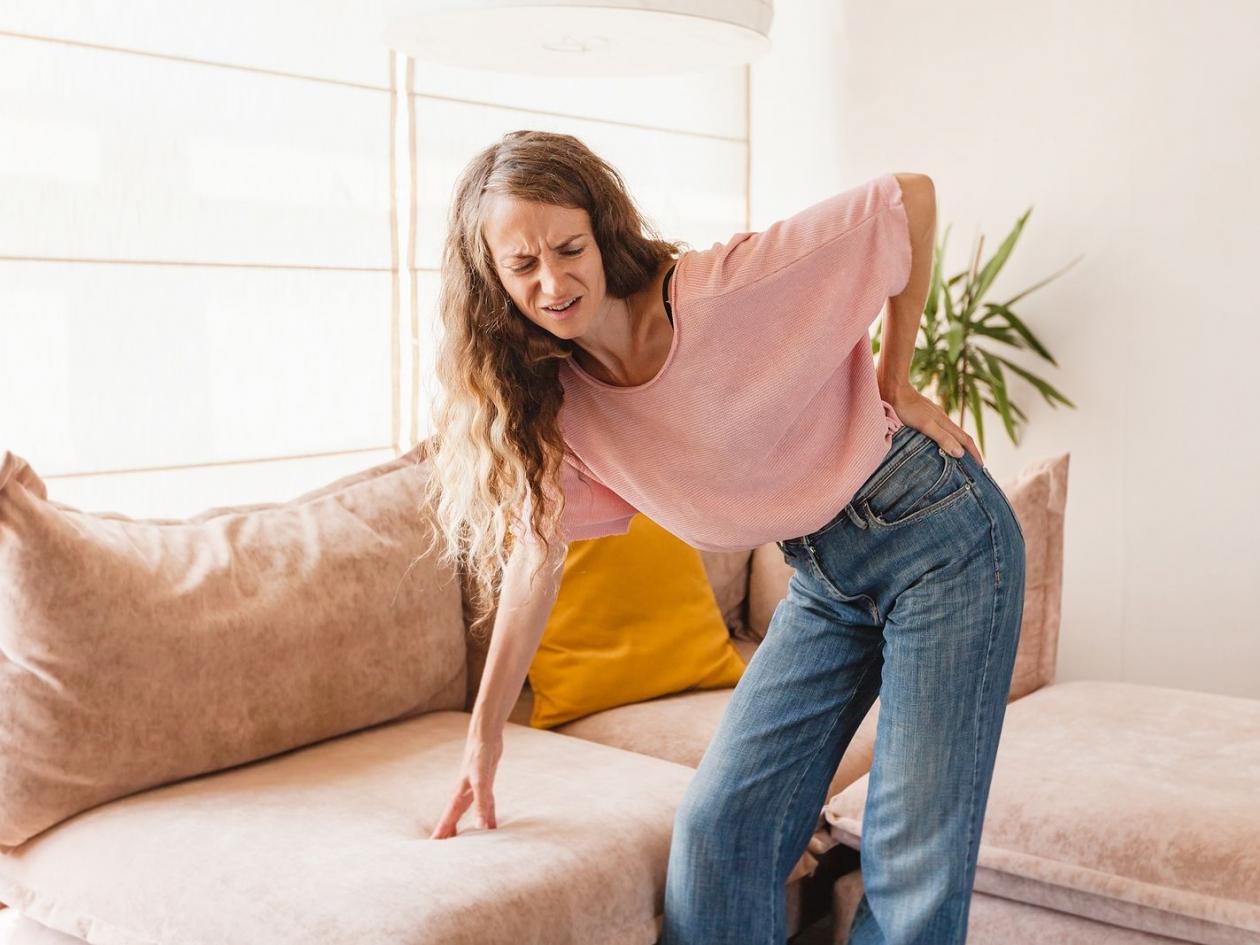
528;514;747;729
0;445;465;849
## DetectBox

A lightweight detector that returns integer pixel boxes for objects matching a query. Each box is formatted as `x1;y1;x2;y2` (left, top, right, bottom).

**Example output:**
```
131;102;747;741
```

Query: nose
537;258;567;297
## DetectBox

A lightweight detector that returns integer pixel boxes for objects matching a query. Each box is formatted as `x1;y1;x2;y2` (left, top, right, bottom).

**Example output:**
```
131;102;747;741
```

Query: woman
421;129;1026;945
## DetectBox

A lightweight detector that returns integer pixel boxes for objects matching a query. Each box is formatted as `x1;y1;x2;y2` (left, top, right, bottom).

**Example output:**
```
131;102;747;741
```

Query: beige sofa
0;443;1068;944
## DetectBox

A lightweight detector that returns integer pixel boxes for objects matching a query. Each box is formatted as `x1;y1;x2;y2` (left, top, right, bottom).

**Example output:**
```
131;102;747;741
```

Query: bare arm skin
430;539;567;839
877;173;937;402
876;173;982;463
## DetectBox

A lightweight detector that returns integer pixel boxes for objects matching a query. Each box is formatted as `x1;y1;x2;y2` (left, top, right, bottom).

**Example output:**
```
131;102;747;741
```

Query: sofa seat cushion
552;637;848;890
555;636;875;801
0;712;694;945
825;681;1260;945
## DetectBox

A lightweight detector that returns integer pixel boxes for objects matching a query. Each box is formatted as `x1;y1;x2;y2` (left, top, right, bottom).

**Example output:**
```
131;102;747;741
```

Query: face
481;195;608;336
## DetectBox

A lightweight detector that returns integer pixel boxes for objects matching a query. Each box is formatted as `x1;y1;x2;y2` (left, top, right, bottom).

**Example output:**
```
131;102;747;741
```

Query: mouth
542;296;581;316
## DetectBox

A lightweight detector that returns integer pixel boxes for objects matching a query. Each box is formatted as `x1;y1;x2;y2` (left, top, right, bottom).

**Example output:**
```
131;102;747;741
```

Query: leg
660;564;885;945
847;458;1027;945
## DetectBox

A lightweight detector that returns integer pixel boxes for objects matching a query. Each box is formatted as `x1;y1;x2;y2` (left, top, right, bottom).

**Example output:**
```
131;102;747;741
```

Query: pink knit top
521;172;913;552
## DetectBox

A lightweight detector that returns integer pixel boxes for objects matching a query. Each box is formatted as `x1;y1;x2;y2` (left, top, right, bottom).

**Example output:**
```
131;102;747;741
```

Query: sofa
0;440;1070;944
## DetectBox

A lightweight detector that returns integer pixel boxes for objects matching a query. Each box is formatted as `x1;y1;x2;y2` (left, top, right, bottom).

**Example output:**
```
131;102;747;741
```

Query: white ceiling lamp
382;0;774;76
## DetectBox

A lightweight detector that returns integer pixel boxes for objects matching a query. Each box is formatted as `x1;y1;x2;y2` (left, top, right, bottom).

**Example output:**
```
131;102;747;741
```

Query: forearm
468;546;563;741
877;174;937;401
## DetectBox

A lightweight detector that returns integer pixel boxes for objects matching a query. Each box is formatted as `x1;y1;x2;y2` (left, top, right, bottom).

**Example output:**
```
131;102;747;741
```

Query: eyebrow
501;234;586;264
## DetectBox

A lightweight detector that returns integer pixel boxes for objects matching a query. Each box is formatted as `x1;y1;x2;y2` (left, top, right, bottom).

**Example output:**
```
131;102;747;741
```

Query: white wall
750;0;1260;699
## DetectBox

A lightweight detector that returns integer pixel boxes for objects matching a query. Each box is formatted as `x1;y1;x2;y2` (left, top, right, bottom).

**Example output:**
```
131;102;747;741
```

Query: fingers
430;783;473;840
475;783;497;831
429;778;498;840
932;420;983;465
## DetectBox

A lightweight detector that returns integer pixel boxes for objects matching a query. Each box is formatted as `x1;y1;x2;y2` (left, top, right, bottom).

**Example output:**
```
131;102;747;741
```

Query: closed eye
511;248;583;273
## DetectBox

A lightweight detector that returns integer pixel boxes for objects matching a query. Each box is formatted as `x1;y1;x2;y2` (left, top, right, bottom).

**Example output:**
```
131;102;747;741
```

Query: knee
671;776;776;864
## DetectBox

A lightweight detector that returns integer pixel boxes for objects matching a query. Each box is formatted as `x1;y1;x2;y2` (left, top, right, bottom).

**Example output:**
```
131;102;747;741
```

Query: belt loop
845;503;867;529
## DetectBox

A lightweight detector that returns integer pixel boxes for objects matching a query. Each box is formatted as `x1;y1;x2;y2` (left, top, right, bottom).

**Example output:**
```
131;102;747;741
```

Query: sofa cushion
0;711;693;945
526;515;746;729
0;446;465;849
1001;453;1069;699
698;548;754;638
460;548;752;717
552;637;829;890
825;681;1260;945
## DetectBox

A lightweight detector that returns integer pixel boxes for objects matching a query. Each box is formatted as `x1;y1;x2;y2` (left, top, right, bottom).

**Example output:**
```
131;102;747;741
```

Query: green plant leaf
967;380;986;453
997;252;1085;308
989;353;1077;409
961;208;1032;320
969;323;1024;348
982;303;1057;365
977;348;1019;442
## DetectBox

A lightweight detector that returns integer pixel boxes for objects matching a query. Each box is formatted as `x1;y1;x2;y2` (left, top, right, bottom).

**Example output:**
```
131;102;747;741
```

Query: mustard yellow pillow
528;514;747;729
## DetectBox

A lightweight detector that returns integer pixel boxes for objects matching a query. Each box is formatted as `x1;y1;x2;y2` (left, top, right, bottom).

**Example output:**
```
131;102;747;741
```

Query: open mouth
543;296;580;314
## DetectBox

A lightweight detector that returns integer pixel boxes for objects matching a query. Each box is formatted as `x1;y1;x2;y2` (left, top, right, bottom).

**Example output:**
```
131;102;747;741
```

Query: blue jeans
660;423;1027;945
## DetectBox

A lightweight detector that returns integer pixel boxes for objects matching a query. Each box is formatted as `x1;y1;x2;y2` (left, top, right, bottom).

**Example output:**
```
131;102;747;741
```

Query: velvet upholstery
0;712;693;945
832;872;1200;945
826;681;1260;945
0;446;465;850
0;446;1079;943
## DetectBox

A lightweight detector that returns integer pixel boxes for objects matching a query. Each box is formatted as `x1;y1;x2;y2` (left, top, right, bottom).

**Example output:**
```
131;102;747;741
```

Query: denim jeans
660;423;1027;945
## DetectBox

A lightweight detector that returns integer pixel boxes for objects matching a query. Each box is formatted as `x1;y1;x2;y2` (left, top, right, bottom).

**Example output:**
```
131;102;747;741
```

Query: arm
431;538;566;838
469;540;566;740
877;173;937;402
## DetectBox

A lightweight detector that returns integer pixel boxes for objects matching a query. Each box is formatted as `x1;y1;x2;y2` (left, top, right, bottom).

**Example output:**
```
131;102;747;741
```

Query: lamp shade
383;0;773;76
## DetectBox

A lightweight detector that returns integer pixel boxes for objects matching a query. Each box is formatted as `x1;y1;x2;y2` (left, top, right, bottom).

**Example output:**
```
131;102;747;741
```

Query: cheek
583;258;604;288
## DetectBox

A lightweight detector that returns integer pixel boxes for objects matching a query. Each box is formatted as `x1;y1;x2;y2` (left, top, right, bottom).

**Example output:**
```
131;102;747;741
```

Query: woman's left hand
883;384;984;466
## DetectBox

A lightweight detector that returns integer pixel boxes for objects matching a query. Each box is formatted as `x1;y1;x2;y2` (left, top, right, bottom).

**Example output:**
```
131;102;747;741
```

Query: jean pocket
860;443;973;528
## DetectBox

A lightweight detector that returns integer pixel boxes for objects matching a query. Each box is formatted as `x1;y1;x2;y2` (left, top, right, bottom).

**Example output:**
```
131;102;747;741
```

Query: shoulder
676;173;908;302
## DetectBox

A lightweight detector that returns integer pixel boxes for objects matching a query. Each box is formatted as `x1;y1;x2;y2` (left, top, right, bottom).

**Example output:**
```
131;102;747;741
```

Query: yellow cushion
528;514;747;729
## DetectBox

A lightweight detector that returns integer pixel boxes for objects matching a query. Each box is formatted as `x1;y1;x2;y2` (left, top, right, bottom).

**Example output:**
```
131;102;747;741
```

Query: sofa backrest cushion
1002;452;1069;699
0;446;465;849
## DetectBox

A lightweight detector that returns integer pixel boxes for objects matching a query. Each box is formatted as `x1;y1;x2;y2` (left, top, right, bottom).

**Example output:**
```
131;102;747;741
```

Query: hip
776;424;1026;622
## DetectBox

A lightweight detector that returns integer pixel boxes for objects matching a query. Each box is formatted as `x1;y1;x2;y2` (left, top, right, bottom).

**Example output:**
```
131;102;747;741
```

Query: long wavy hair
416;130;688;641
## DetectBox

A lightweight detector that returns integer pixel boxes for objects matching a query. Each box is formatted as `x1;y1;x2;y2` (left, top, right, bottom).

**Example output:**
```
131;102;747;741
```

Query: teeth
546;297;577;312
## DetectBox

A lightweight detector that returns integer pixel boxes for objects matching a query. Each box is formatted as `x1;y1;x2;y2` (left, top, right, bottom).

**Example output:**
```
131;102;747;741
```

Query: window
0;5;749;517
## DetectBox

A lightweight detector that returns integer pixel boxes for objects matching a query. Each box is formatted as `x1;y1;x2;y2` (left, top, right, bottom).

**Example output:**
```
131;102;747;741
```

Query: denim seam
861;477;973;530
980;464;1026;545
849;435;934;511
768;656;879;943
960;484;1004;943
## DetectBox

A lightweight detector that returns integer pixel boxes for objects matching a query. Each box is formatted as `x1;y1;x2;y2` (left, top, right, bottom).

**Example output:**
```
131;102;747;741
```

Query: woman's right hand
430;733;503;839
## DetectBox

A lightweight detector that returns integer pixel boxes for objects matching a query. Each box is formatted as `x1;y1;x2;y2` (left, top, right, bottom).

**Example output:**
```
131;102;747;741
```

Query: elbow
893;173;936;239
